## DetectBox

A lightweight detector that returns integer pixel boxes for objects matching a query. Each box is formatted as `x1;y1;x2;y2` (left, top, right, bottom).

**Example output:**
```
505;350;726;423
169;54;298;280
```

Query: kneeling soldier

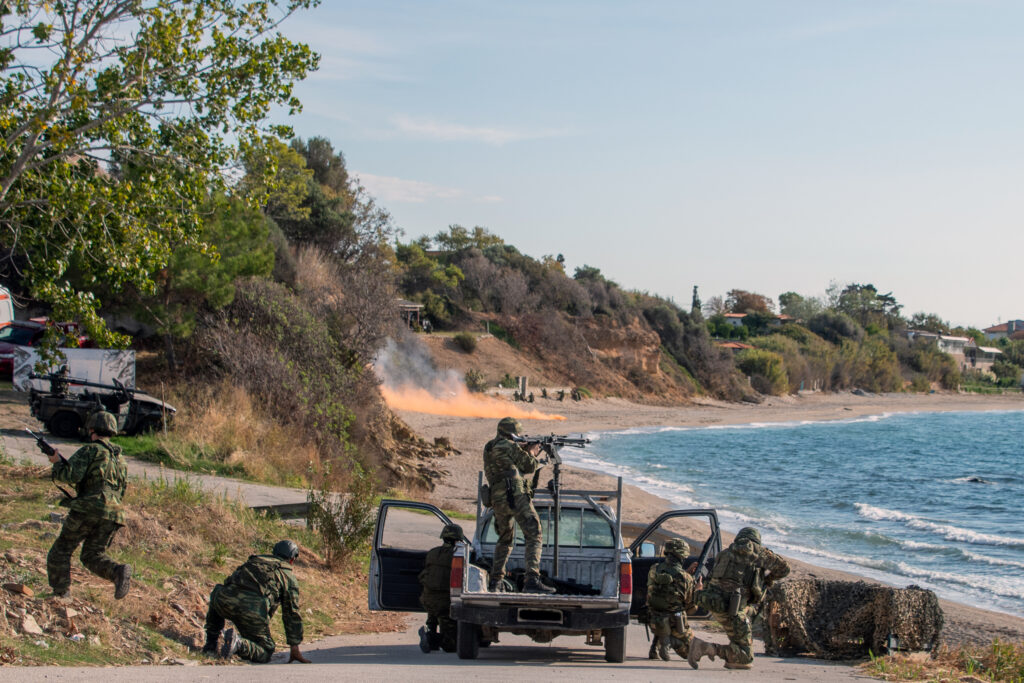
203;539;310;664
418;523;463;653
689;527;790;670
46;411;132;600
647;538;700;661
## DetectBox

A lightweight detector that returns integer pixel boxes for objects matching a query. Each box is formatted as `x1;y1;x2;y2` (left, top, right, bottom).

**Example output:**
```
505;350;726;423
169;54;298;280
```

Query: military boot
113;564;132;600
487;576;505;593
724;660;753;670
522;575;555;594
648;637;660;660
657;638;670;661
687;637;717;669
418;626;432;654
201;631;220;655
220;628;240;659
671;636;688;660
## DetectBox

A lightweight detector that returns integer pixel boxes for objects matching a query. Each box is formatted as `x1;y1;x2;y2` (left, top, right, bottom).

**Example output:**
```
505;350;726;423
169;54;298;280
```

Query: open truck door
369;499;455;612
626;509;721;618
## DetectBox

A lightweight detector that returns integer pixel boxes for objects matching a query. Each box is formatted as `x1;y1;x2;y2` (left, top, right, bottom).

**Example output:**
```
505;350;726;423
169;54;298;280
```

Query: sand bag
761;578;943;659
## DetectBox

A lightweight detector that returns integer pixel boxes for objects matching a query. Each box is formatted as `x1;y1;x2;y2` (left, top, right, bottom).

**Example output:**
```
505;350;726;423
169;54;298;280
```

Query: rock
162;581;174;590
21;614;44;636
63;607;79;619
3;552;19;564
2;583;34;597
49;512;65;524
167;658;196;666
90;635;102;646
67;633;85;642
34;639;49;649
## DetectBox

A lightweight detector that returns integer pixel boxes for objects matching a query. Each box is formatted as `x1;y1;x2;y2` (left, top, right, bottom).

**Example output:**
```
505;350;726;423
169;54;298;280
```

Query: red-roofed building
983;320;1024;341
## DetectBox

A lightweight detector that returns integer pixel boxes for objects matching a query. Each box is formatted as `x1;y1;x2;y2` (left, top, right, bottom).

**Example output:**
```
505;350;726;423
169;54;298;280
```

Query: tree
909;312;950;334
433;225;504;252
703;295;728;316
0;0;319;346
833;283;902;329
778;291;824;320
725;289;773;314
240;137;313;224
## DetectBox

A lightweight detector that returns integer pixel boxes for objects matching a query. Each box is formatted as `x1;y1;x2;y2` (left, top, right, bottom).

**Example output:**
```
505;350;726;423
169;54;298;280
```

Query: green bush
307;462;377;569
489;321;520;349
499;373;518;389
736;348;788;395
464;368;488;392
453;331;477;353
909;374;930;392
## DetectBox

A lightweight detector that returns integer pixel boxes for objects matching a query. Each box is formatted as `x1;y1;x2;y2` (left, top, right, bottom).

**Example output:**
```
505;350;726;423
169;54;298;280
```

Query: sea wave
855;504;1024;548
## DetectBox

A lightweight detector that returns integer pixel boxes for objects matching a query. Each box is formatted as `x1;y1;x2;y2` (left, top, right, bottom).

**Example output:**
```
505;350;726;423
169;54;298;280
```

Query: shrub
453;332;477;353
909;374;930;392
464;368;487;392
307;462;377;569
499;373;518;389
736;348;788;395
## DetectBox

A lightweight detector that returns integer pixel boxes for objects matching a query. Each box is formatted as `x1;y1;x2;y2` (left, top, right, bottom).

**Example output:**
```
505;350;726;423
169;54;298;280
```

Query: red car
0;319;92;378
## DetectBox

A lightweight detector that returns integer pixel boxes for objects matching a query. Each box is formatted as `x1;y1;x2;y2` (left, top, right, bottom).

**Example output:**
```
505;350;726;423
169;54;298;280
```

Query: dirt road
10;618;868;682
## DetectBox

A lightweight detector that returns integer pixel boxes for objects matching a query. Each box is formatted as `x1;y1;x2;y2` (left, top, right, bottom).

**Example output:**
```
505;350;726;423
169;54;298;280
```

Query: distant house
722;312;794;328
906;330;1002;375
716;341;754;352
983;320;1024;341
396;299;423;328
964;341;1003;373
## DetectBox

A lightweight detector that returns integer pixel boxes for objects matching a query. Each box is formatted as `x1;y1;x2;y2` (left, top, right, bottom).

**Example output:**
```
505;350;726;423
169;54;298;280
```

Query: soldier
646;538;701;661
418;523;463;653
688;527;790;670
483;417;554;593
45;410;132;600
203;540;310;664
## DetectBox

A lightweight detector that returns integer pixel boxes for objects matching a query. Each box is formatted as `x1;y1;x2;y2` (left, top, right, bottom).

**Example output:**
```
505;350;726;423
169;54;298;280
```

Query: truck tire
603;626;626;663
48;411;82;439
456;620;480;660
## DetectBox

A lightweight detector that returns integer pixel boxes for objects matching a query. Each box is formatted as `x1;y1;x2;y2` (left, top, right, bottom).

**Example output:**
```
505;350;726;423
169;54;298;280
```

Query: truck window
481;507;613;549
379;507;447;551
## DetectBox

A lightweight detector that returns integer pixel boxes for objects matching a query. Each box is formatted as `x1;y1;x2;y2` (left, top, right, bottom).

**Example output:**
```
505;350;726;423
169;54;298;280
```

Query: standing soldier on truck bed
689;527;790;670
647;538;701;661
483;417;554;593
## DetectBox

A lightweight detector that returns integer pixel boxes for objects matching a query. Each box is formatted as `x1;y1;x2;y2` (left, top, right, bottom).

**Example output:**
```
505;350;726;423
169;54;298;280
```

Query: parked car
0;319;91;378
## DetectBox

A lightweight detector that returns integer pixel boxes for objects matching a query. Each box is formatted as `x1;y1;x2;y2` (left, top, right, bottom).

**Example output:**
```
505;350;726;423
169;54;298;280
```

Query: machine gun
512;434;591;577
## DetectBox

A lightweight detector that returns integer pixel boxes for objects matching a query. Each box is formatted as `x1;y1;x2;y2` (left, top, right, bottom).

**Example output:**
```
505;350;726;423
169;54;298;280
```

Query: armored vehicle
28;372;176;438
369;435;721;662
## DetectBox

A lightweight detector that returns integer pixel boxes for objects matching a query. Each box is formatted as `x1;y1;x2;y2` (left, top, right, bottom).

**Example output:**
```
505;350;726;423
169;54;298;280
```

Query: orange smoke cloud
381;384;566;421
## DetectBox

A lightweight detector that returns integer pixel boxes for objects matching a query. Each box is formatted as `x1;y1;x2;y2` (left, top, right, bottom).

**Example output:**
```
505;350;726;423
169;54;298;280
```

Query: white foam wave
855;503;1024;547
898;539;1024;570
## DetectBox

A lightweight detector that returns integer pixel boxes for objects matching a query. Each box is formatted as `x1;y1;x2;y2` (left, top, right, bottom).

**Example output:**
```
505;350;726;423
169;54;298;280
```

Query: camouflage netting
761;578;943;659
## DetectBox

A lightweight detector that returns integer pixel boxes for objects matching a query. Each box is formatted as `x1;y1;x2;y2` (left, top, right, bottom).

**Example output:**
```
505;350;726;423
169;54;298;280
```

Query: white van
0;286;12;327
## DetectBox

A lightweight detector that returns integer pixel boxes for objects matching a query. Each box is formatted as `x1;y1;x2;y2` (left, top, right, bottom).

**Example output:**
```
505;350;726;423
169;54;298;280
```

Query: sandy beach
396;390;1024;649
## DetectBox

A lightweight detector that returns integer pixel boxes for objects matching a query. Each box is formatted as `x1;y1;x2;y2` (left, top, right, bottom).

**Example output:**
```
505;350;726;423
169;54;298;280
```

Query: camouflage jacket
647;556;696;613
51;439;128;525
222;554;303;645
707;538;790;604
419;541;455;598
483;435;538;496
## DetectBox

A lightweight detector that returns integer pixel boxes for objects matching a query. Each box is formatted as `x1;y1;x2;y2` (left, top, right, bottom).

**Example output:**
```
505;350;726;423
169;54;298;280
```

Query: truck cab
369;476;721;663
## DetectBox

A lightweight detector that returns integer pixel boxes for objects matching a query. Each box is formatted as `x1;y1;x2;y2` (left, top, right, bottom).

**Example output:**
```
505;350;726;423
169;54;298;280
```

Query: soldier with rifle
646;538;701;661
31;411;132;600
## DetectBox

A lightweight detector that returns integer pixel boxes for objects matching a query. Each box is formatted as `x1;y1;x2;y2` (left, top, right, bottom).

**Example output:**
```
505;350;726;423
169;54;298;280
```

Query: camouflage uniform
418;524;461;653
483;423;542;584
204;554;303;663
46;438;129;595
691;528;790;669
646;539;697;660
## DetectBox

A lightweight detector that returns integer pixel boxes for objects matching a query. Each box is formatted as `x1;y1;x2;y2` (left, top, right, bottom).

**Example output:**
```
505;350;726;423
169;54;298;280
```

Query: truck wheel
456;620;480;659
48;412;82;439
603;626;626;663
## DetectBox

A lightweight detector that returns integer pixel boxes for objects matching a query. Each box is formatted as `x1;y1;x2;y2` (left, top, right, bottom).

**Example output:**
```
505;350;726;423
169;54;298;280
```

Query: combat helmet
497;417;521;437
86;410;118;437
272;539;300;561
735;527;761;545
664;538;690;561
441;523;463;543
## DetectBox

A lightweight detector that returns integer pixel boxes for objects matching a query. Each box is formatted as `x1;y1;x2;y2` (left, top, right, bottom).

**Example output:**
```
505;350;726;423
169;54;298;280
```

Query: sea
562;409;1024;618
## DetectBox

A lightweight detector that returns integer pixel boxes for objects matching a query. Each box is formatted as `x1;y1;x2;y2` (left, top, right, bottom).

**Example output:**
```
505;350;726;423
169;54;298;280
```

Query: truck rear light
619;562;632;595
450;555;464;589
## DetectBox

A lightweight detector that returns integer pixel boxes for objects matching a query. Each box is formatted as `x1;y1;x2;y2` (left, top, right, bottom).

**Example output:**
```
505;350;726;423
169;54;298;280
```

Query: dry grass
864;642;1024;682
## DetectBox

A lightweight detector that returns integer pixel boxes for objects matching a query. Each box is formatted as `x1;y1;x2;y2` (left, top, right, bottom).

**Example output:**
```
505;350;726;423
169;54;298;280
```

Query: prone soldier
418;523;463;653
203;539;310;664
646;538;701;661
689;527;790;670
482;417;554;593
44;411;132;600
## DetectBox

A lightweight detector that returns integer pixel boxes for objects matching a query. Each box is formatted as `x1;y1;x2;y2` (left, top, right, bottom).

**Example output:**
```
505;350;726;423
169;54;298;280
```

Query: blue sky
277;1;1023;330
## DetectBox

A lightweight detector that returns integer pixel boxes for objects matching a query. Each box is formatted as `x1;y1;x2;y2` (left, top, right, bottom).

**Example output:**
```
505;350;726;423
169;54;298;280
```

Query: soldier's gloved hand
288;645;310;663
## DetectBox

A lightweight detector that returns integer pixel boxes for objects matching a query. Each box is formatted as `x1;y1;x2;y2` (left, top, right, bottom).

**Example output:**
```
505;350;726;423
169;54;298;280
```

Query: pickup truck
369;472;721;662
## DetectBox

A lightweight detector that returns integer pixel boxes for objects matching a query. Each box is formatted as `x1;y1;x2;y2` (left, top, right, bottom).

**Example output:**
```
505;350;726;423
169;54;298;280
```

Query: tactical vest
421;543;455;594
227;555;286;605
647;561;688;612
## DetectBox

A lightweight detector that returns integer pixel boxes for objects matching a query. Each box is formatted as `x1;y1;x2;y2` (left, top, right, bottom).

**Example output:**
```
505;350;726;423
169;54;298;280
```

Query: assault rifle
511;434;590;577
24;426;74;500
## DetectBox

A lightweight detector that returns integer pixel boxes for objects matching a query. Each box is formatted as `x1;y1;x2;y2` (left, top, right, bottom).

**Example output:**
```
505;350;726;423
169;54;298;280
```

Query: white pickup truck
369;473;721;662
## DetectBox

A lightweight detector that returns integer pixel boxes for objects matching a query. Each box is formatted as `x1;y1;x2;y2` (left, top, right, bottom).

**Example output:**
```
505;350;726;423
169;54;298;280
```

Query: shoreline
396;390;1024;648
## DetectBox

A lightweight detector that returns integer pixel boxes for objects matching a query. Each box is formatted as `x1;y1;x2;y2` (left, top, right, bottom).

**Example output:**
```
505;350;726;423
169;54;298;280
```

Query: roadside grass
111;434;248;479
0;464;402;666
865;641;1024;682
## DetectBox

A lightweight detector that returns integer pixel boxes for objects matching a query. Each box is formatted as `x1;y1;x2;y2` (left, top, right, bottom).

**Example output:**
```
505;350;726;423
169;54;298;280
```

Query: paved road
9;619;868;682
2;429;308;509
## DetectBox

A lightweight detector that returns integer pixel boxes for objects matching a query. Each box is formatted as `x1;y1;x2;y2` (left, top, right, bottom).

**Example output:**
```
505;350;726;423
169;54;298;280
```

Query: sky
275;0;1023;330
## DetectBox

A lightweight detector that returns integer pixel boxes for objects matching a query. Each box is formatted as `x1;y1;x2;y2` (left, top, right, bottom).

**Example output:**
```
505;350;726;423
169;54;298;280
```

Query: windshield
482;507;615;549
0;326;37;345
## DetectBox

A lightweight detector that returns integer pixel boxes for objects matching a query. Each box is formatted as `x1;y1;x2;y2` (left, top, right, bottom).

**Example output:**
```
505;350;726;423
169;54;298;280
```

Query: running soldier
203;540;310;664
646;538;701;661
45;410;132;600
482;417;553;593
689;527;790;670
418;523;463;653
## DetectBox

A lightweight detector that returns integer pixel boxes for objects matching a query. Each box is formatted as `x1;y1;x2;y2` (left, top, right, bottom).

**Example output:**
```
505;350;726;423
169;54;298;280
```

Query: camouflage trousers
47;511;122;594
205;584;276;663
650;610;693;657
421;591;456;652
709;606;755;665
490;491;542;581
